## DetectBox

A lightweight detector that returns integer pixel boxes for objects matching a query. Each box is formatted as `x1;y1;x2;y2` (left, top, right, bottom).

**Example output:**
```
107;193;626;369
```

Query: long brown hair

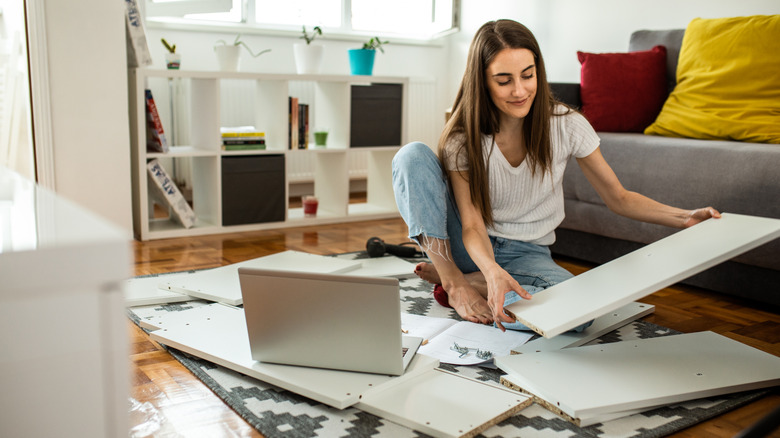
439;19;559;227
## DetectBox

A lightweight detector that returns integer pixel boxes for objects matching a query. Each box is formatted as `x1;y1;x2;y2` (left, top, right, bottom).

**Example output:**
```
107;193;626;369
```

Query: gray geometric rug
128;252;767;438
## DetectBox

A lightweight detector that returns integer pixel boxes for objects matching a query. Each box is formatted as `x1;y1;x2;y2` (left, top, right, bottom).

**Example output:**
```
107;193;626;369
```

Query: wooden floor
130;217;780;438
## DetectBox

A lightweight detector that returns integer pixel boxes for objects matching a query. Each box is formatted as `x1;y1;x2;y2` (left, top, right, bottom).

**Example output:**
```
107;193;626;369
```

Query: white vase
293;43;324;74
215;45;241;72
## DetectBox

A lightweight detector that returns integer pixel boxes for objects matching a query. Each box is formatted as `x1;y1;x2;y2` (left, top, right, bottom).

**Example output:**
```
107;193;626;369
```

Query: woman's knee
393;142;437;171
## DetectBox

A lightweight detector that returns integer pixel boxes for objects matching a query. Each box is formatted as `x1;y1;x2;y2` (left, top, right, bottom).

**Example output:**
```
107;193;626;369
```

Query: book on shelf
147;159;196;229
145;90;169;153
298;103;309;149
124;0;152;67
288;97;299;150
222;143;267;151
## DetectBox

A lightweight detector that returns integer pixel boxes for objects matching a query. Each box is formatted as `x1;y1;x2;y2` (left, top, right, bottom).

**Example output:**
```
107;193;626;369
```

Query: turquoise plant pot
348;49;376;75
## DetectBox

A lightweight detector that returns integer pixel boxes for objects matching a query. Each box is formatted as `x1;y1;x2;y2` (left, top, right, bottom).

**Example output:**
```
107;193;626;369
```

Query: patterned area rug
128;252;766;438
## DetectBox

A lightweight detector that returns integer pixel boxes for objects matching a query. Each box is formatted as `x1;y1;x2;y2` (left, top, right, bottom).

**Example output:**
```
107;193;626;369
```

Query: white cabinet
0;166;130;437
129;69;408;241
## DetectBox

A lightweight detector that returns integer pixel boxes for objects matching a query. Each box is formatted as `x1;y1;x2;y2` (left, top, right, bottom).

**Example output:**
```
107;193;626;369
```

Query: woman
392;19;719;332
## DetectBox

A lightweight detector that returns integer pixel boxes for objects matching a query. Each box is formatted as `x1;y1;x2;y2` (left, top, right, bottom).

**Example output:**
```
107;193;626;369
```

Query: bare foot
415;262;487;296
446;283;493;325
414;262;441;284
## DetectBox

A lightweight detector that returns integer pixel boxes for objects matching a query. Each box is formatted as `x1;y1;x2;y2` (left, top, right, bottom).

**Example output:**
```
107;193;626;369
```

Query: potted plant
214;35;271;72
161;38;181;70
294;26;324;74
348;36;388;76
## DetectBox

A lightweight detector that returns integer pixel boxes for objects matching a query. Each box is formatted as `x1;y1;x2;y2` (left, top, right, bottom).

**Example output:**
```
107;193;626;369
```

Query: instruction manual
401;313;533;366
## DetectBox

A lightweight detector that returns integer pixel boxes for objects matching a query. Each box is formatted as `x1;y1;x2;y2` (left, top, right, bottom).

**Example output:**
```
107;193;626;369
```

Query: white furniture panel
124;272;192;307
500;374;650;427
511;302;654;354
357;370;532;438
159;250;361;305
496;331;780;420
505;213;780;338
148;303;439;409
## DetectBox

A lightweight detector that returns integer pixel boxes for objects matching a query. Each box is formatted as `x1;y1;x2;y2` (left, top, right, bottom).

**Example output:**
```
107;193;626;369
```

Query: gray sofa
550;30;780;306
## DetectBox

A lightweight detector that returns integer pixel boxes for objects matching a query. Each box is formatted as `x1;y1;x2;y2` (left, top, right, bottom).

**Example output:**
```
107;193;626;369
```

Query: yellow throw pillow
644;15;780;144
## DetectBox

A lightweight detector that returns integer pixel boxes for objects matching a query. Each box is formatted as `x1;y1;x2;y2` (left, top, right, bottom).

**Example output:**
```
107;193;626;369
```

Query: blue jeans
392;142;591;332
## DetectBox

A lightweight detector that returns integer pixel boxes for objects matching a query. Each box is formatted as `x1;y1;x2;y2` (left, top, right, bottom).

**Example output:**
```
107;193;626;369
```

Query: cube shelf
129;69;408;240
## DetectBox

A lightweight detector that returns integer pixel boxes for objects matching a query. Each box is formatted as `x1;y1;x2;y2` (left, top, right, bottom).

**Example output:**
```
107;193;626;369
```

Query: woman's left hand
484;267;531;332
682;207;721;228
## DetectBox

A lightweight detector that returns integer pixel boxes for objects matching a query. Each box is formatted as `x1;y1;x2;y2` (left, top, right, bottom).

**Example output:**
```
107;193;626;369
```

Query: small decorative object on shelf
313;129;328;147
214;35;271;72
145;89;169;153
348;36;389;76
302;195;318;217
294;26;324;74
161;38;181;70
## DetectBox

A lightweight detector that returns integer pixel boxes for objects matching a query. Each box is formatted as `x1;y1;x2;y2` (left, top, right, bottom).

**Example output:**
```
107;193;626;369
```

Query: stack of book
221;127;266;151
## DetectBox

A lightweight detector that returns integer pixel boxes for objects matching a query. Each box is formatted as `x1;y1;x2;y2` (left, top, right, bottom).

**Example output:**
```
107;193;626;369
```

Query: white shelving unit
129;69;408;241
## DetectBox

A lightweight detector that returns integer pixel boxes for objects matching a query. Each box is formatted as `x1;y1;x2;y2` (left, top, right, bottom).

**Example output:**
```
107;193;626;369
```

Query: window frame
144;0;460;45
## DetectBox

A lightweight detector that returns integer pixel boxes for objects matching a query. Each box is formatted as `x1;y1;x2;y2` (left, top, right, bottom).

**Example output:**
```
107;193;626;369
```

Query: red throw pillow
577;45;667;132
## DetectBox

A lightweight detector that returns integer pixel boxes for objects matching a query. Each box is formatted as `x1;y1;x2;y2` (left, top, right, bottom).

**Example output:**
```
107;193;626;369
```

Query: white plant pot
215;45;241;72
293;43;324;74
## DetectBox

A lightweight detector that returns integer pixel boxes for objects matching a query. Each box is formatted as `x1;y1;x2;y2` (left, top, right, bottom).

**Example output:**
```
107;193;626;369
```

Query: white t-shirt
442;105;600;245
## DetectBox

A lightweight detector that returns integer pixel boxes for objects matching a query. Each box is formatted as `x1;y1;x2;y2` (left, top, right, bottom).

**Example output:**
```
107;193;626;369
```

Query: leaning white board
148;303;438;409
357;369;532;438
511;301;654;354
504;213;780;338
124;272;192;307
158;250;362;305
495;331;780;419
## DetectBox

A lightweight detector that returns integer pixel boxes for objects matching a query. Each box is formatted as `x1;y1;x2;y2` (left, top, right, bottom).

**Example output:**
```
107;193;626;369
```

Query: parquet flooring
130;217;780;438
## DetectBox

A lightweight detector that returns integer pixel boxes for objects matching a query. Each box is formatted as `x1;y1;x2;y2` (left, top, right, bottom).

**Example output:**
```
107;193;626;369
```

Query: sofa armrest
550;82;581;109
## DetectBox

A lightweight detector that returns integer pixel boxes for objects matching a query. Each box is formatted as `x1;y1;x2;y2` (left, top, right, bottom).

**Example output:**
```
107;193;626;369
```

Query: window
146;0;459;41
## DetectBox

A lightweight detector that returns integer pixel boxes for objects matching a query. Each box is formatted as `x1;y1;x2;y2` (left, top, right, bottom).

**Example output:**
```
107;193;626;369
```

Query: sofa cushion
645;15;780;144
628;29;685;95
577;46;667;133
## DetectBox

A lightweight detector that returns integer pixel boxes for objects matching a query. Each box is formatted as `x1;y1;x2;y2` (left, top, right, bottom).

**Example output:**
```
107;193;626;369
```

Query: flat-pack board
496;331;780;422
504;213;780;338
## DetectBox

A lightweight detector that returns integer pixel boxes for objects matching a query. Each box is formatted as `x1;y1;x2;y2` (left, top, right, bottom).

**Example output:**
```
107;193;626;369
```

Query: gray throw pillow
629;29;685;94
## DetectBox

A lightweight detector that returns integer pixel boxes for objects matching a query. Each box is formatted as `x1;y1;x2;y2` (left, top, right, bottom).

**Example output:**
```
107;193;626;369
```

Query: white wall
143;26;452;146
41;0;133;231
447;0;780;103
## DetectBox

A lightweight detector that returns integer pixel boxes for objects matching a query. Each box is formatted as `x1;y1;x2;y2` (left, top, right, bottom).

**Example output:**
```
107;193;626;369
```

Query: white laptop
238;267;423;376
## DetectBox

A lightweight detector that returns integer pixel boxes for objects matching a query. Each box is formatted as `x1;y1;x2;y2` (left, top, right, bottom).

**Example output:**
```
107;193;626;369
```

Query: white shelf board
504;213;780;338
357;370;532;438
511;302;654;354
146;145;217;158
148;303;439;409
159;250;362;305
124;272;192;307
499;374;651;427
348;202;398;216
496;331;780;419
147;217;219;234
139;68;408;85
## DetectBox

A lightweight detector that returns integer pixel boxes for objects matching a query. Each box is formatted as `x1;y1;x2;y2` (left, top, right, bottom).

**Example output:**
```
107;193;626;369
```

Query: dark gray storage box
350;83;403;147
221;155;285;226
